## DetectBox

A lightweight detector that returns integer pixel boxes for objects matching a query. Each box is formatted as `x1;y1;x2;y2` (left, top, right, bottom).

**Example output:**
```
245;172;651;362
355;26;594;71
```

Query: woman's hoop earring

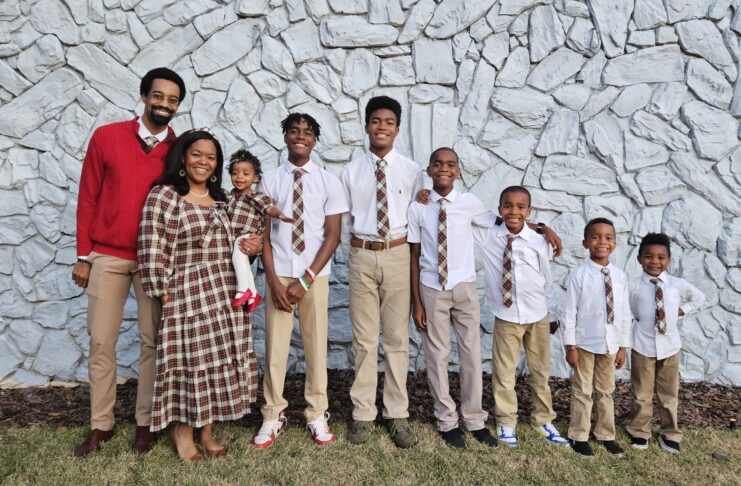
178;169;186;177
210;175;217;182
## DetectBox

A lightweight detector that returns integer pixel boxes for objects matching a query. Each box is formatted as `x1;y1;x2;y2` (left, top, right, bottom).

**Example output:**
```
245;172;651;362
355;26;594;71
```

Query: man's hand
268;277;293;312
615;347;626;368
238;234;263;256
72;262;91;288
542;226;563;257
415;189;431;205
566;347;579;369
285;279;307;304
412;304;427;331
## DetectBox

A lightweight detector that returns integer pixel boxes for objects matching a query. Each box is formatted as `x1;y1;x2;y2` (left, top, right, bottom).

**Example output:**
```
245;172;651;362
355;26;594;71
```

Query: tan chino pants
568;349;616;442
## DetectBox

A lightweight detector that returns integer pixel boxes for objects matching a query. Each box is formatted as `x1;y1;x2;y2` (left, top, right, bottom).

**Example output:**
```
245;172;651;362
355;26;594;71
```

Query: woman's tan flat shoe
169;424;204;462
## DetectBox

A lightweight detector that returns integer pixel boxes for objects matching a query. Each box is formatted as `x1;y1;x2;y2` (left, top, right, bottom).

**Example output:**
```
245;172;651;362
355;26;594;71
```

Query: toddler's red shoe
245;293;263;313
231;289;253;308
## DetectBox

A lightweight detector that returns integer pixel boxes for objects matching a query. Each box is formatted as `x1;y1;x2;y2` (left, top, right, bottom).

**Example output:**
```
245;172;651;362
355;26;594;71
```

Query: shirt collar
641;271;666;282
368;148;398;167
496;221;534;241
137;117;168;142
431;189;458;204
586;258;611;273
282;158;316;174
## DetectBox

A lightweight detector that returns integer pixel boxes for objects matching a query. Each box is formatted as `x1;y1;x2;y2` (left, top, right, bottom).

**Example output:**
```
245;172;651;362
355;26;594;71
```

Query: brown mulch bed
0;371;738;429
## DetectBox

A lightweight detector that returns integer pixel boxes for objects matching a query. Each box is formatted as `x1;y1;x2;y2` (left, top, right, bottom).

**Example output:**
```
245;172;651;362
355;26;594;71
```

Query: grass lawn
1;422;739;485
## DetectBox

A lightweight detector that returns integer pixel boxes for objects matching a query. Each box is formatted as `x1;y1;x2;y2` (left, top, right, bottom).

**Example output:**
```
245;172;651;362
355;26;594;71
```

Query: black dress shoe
133;425;157;454
440;427;466;448
659;435;680;453
75;429;114;458
471;428;499;448
629;435;649;450
570;440;594;458
598;440;625;457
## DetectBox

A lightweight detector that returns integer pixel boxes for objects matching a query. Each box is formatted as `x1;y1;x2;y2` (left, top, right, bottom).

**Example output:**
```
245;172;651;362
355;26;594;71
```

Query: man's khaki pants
86;252;160;431
568;349;616;441
492;315;556;427
262;276;329;422
420;282;487;432
626;350;682;442
348;244;410;421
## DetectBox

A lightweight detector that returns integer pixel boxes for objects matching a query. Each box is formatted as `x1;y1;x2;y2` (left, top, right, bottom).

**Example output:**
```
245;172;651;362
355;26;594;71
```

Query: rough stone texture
1;1;739;387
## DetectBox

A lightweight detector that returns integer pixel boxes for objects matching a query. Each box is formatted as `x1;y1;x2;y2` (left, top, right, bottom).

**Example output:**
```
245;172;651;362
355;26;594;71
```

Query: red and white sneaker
252;412;287;448
307;412;335;446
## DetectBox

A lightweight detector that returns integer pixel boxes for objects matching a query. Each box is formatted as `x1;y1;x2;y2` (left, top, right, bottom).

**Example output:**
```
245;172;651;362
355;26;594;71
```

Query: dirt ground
1;371;738;429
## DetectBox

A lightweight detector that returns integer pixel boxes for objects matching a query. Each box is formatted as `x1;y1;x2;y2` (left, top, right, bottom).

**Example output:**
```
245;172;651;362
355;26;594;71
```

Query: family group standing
72;67;706;461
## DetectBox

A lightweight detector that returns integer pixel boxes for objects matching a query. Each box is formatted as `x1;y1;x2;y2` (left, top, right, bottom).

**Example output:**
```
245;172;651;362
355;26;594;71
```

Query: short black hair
499;186;531;207
280;113;321;140
229;149;262;179
428;147;458;166
140;67;186;102
583;217;615;240
638;232;672;258
156;129;226;202
365;96;402;127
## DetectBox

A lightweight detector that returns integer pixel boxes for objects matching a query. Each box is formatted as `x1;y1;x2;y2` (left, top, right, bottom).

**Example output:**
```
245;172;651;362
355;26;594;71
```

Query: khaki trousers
568;349;616;441
86;252;160;430
262;275;329;422
348;244;410;421
492;315;556;427
420;282;487;432
626;350;682;442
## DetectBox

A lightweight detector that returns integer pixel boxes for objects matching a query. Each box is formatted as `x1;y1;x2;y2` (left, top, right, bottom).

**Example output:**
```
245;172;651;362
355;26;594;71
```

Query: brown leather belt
351;235;407;251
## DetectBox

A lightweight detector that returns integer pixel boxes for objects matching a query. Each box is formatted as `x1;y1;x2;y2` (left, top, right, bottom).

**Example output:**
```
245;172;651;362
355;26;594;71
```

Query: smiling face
427;149;460;196
230;160;258;194
141;78;181;131
638;243;671;277
365;108;399;157
583;223;617;266
498;191;532;234
284;118;316;166
183;139;217;187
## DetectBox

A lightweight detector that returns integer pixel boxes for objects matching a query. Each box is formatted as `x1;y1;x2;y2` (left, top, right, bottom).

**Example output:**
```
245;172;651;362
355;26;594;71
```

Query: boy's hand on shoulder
615;347;626;369
541;226;563;257
412;304;427;331
415;189;431;205
566;346;578;369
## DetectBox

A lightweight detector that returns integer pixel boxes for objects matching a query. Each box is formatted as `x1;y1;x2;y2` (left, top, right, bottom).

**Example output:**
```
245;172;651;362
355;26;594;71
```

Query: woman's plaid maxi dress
137;185;262;431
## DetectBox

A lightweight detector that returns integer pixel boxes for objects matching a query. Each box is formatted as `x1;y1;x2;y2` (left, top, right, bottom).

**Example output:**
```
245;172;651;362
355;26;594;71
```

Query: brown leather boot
74;429;114;457
133;426;157;454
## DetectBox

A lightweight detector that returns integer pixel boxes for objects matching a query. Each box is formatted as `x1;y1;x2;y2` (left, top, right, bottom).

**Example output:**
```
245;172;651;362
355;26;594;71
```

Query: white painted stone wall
0;0;739;388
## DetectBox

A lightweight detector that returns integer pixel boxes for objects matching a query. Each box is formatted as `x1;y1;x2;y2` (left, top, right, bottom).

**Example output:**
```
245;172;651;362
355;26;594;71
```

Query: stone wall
0;0;739;388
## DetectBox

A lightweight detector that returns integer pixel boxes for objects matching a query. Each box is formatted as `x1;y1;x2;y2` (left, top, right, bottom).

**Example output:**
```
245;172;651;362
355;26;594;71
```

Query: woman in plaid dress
137;130;262;461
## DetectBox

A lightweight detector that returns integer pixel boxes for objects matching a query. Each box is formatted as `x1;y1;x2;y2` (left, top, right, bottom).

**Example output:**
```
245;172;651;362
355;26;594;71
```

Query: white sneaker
496;425;519;447
307;412;336;446
532;422;569;445
252;412;287;448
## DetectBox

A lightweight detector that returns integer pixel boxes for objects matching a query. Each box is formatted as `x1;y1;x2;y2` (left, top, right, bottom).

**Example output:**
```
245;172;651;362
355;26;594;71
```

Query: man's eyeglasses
148;92;180;105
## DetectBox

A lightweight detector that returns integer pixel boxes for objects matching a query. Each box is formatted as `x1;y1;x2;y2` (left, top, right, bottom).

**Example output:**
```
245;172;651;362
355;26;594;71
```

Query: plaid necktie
602;267;614;325
650;278;667;334
502;234;515;307
141;135;158;153
292;168;305;255
438;198;448;289
376;158;390;238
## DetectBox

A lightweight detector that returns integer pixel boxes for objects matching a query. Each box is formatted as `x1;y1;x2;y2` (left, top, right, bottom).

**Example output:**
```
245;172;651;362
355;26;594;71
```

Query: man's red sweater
76;117;175;261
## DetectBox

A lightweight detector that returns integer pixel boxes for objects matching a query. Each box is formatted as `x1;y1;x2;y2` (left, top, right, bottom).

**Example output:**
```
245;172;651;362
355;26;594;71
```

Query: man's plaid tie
376;158;390;238
602;267;614;325
502;234;515;307
438;198;448;289
141;135;158;153
292;168;305;255
650;278;667;334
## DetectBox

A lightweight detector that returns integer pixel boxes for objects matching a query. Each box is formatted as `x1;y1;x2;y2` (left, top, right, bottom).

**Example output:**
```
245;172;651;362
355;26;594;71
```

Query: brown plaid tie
376;158;390;238
438;198;448;289
141;135;158;153
502;234;515;307
292;168;305;255
650;278;667;334
602;267;614;325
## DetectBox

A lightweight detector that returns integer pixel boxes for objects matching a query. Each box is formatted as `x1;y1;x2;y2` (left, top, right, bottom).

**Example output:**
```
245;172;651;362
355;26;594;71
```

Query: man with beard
71;68;186;457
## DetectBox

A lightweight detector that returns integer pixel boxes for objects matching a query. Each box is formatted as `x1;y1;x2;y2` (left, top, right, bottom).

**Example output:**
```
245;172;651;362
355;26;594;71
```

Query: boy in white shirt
252;113;348;448
562;218;631;457
627;233;705;454
479;186;567;447
408;147;498;449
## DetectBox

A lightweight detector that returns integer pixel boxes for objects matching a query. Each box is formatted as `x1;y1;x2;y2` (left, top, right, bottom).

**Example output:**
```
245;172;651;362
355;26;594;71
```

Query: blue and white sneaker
532;422;568;445
496;425;519;447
